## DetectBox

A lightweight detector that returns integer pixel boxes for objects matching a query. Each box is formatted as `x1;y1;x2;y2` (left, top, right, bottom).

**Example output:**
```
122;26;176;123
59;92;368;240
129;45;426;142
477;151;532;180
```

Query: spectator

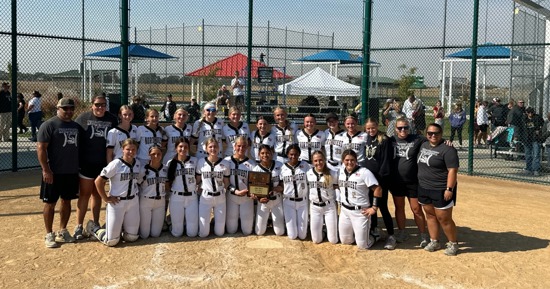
130;96;146;124
381;99;394;126
186;96;201;123
487;97;508;130
0;82;12;141
517;99;526;115
383;100;405;138
216;85;230;116
298;95;320;114
433;100;445;131
449;103;466;148
506;99;526;144
542;112;550;169
160;94;177;121
403;92;424;134
27;90;43;142
16;93;27;134
231;70;245;109
476;100;489;147
523;107;544;176
321;96;340;114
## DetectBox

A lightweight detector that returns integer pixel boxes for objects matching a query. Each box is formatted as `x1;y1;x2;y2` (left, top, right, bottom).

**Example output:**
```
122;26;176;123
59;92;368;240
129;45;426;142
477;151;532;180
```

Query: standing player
38;98;81;248
280;144;310;240
166;137;199;237
296;114;326;163
252;145;285;236
74;95;118;239
222;107;250;157
163;107;192;165
306;151;339;244
338;149;382;250
324;112;345;172
106;105;138;163
272;107;298;163
225;136;256;235
196;138;230;237
191;102;224;159
250;116;276;162
87;139;141;247
335;115;367;166
138;145;168;239
136;109;168;165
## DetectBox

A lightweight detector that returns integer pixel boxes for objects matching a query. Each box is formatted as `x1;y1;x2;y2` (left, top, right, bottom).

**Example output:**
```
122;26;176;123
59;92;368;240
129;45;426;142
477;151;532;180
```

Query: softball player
250;116;276;162
338;149;382;250
166;137;199;237
307;151;339;244
324;112;345;172
225;136;256;235
252;144;285;236
106;105;139;163
280;144;310;240
163;108;192;165
296;114;326;163
197;138;230;237
136;109;168;164
87;139;141;247
192;102;224;159
222;107;250;157
138;145;168;239
335;115;367;166
272;107;298;163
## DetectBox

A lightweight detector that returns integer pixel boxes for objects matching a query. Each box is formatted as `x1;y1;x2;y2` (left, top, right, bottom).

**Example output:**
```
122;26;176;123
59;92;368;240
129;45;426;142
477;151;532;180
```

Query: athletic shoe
424;240;441;252
55;228;76;243
395;229;409;243
45;232;58;248
384;235;397;250
370;227;381;243
419;233;430;248
85;220;99;240
444;242;459;256
73;224;85;240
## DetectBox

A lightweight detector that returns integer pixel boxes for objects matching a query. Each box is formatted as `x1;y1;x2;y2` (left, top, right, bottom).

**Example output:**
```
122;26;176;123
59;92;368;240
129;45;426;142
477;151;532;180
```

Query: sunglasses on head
93;103;107;108
427;131;441;136
396;126;409;131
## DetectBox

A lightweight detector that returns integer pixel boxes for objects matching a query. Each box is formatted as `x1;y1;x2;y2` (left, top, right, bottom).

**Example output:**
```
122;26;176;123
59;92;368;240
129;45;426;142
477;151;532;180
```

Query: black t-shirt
37;116;82;174
0;90;11;113
75;111;118;165
364;133;392;181
417;141;459;190
390;134;424;184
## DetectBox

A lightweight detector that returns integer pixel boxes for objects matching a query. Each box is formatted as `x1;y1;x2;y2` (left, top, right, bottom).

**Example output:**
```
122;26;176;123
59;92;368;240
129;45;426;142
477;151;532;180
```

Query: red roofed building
185;53;290;79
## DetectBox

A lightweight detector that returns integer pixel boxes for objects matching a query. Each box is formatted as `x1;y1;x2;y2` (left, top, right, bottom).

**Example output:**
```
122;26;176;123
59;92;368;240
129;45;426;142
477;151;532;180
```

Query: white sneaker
85;220;99;240
384;235;397;250
419;233;430;248
55;228;75;243
444;241;459;256
44;232;58;248
424;240;441;252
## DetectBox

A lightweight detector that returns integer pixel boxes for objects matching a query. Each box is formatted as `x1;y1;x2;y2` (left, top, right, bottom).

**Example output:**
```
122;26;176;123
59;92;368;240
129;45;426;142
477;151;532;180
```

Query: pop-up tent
278;67;359;97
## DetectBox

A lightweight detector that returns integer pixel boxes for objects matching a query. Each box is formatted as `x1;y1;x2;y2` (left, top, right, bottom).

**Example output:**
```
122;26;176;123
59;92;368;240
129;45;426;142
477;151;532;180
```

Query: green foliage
201;66;223;102
395;64;417;100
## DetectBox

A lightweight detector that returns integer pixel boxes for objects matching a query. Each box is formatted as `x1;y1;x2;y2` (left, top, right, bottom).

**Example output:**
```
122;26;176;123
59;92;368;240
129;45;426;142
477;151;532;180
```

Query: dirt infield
0;171;548;289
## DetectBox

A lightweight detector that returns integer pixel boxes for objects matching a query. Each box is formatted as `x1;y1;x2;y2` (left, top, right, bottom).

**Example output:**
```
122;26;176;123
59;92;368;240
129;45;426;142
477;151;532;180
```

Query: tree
395;64;417;100
138;73;161;84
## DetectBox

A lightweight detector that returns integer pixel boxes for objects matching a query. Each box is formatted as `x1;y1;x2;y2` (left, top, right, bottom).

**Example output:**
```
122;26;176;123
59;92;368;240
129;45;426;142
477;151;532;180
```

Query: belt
174;191;193;196
288;197;303;202
118;195;135;200
207;191;222;196
144;196;163;200
328;160;338;166
341;203;363;210
312;201;328;207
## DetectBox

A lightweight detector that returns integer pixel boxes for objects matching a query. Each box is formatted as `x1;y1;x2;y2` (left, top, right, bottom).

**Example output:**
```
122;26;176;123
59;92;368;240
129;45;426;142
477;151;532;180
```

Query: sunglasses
206;108;216;112
93;103;107;108
396;126;409;131
427;131;441;137
60;106;75;111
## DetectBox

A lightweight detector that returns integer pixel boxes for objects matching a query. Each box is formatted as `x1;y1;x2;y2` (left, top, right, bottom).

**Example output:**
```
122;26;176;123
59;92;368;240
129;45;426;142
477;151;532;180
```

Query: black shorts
390;183;418;198
79;162;105;179
418;185;457;209
479;124;488;133
40;174;79;203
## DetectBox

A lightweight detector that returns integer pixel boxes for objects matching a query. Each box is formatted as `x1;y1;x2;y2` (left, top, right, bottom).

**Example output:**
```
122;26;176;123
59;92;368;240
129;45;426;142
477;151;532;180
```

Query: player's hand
236;189;249;197
259;197;269;203
104;196;120;204
444;190;453;201
42;169;53;184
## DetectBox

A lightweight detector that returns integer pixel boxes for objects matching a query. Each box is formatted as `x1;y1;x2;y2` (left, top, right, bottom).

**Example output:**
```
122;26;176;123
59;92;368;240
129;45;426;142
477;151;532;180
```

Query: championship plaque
248;171;271;198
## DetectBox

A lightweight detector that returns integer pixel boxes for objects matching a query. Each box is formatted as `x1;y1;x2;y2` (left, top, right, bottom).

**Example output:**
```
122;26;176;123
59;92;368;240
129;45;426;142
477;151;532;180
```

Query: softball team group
77;98;459;256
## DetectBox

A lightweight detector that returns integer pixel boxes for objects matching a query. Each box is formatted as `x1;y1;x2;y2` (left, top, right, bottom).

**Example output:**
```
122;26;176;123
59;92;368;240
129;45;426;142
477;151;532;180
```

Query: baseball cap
325;112;339;122
57;97;75;108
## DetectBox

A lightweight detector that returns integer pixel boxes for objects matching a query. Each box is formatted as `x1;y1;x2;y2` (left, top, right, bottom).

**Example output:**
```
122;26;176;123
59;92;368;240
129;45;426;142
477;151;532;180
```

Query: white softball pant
283;198;309;240
105;196;140;245
169;193;199;237
255;195;285;236
199;194;226;237
139;196;166;239
339;207;373;249
310;201;338;244
226;193;254;235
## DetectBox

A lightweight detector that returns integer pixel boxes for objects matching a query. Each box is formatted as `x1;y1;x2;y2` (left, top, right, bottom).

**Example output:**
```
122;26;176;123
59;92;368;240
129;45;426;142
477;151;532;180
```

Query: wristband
227;185;236;194
372;196;381;207
446;187;453;192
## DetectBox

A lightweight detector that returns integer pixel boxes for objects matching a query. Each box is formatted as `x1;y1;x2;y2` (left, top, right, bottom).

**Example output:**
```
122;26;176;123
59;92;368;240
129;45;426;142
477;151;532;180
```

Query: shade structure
297;49;380;65
445;43;532;61
185;53;290;78
86;44;176;59
278;67;359;97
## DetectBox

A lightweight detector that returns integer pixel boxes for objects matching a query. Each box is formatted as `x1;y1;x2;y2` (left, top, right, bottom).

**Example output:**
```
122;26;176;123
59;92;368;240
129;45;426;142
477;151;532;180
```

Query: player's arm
106;147;114;163
363;184;382;217
444;168;458;201
37;142;53;184
94;175;119;204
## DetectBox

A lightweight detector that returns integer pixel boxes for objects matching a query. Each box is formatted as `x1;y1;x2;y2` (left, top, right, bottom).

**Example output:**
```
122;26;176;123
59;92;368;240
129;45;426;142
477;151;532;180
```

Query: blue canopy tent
83;44;177;100
440;43;532;114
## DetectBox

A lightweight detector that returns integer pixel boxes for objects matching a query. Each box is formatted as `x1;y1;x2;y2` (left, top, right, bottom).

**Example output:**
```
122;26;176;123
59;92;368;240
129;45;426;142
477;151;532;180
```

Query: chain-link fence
1;0;549;185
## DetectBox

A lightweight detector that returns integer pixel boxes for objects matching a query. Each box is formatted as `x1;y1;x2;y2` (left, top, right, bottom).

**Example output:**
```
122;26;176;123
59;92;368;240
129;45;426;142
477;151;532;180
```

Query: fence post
11;0;18;172
468;0;480;175
120;0;129;105
361;0;373;125
246;0;254;122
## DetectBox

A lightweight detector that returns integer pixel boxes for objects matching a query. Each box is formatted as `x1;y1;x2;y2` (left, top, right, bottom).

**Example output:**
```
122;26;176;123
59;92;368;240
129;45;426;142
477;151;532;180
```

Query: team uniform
272;122;298;163
222;122;250;157
254;161;285;236
192;118;224;158
225;156;256;235
250;129;276;162
138;163;168;239
75;111;118;179
196;157;230;237
136;125;168;164
296;129;327;163
338;165;378;249
97;158;142;246
167;156;199;237
106;125;139;160
324;128;345;171
336;131;368;166
163;124;192;164
280;161;310;240
306;168;339;244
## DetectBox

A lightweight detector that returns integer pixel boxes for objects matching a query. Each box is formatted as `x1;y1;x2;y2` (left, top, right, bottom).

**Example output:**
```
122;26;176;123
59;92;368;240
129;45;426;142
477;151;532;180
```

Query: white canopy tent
277;67;360;97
